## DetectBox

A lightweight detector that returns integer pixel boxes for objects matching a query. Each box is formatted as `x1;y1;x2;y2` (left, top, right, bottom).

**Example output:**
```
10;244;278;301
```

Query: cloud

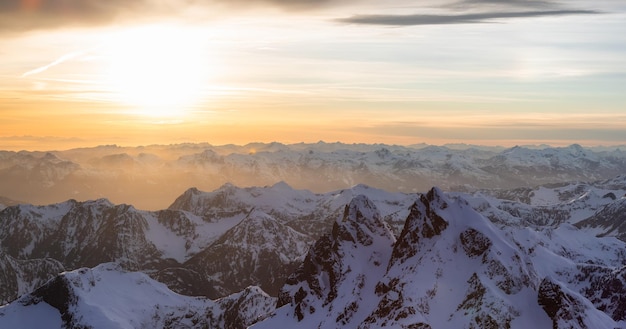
0;0;602;33
0;0;357;33
0;0;150;33
454;0;558;9
338;9;599;26
21;50;89;77
216;0;345;8
356;121;626;143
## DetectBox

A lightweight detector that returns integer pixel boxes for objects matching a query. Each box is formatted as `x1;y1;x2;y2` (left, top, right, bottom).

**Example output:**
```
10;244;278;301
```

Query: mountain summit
255;188;623;328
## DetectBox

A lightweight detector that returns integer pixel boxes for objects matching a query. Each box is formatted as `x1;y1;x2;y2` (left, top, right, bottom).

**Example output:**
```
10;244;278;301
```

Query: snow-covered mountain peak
41;152;62;163
565;143;584;153
81;197;114;208
334;195;396;246
269;181;292;191
167;187;203;212
265;195;398;327
342;194;379;222
186;186;201;194
390;195;450;266
217;181;237;191
168;182;322;223
502;145;524;154
219;209;310;253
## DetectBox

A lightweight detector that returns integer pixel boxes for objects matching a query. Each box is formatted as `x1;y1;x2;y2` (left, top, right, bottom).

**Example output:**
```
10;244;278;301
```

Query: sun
103;24;211;117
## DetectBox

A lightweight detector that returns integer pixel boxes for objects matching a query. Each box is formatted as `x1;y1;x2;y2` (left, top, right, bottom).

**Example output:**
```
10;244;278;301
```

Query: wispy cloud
339;9;599;26
453;0;559;9
21;50;88;77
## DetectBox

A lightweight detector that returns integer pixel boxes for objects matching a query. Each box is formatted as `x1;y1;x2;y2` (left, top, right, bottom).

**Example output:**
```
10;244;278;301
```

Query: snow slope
0;263;276;329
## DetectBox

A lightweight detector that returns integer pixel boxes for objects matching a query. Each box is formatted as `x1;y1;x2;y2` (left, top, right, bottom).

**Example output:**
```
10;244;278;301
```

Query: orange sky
1;0;625;151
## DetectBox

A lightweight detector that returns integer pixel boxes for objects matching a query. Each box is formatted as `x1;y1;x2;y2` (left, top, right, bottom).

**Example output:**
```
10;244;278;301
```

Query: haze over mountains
1;143;626;328
1;142;625;210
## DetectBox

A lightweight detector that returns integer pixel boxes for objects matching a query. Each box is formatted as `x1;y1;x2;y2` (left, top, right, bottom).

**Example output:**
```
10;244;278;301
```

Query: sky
1;0;625;151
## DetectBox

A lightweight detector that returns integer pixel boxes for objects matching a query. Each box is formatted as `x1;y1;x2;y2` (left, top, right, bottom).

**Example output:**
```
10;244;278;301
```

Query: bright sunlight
103;24;212;117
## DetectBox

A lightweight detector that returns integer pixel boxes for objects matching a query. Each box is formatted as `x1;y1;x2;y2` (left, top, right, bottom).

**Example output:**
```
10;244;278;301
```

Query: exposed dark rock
538;277;586;329
151;267;218;297
0;251;64;304
459;228;492;258
26;276;80;328
578;265;626;321
390;189;449;266
457;273;487;313
276;195;394;323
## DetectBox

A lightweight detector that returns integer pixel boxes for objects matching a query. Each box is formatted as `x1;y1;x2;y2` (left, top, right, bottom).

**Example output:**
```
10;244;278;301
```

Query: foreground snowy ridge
0;263;276;329
255;188;625;328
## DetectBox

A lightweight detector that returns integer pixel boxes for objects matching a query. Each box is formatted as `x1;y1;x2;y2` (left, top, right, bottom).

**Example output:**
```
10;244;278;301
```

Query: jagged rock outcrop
363;188;537;329
273;195;396;326
538;277;617;329
210;286;276;328
255;188;623;328
577;265;626;322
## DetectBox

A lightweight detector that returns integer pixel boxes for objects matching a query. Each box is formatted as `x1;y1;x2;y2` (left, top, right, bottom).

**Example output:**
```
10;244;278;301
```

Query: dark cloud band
0;0;600;33
0;0;148;33
339;10;599;26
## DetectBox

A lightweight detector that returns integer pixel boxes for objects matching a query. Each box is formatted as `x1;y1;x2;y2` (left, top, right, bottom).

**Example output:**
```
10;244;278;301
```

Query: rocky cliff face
183;209;313;298
274;195;396;326
0;251;64;304
0;200;186;271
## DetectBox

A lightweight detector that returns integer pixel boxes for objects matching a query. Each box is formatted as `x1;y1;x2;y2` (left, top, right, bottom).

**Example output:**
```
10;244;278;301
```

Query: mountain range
0;142;626;328
1;142;625;210
0;174;625;327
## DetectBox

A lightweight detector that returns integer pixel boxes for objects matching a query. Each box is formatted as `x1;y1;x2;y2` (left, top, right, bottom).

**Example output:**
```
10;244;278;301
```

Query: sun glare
104;25;211;117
